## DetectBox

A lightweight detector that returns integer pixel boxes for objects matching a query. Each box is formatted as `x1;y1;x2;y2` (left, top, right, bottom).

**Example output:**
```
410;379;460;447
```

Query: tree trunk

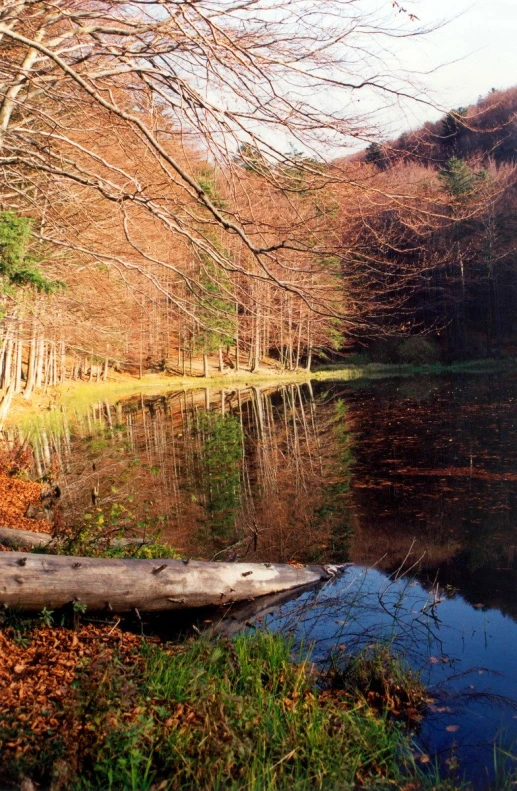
203;353;209;378
35;339;45;389
52;342;58;386
0;331;9;390
251;312;260;372
0;552;341;613
235;315;240;371
0;527;51;548
14;337;23;394
0;382;15;426
295;320;302;370
60;341;66;383
0;526;157;551
2;337;13;391
306;346;312;372
306;321;312;372
24;335;37;398
287;299;293;370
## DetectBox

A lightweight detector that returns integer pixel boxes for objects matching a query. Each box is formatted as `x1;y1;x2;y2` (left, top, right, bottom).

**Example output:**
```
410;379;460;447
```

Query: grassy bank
0;620;469;791
6;356;517;434
5;369;311;434
312;357;517;382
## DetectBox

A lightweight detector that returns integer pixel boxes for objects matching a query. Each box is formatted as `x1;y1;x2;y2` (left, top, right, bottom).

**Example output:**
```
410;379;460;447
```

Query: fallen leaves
0;472;51;535
0;623;142;762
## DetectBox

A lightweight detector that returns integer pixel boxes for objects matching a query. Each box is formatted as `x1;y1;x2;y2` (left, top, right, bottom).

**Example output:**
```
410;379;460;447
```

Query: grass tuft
326;644;427;726
0;628;471;790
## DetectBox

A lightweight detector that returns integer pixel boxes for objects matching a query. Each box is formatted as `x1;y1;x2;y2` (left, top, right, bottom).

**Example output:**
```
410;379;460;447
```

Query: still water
9;372;517;785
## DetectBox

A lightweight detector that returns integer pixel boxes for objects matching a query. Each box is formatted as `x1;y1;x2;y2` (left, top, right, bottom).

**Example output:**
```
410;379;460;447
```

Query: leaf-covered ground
0;472;51;536
0;442;54;538
0;621;469;791
0;623;142;775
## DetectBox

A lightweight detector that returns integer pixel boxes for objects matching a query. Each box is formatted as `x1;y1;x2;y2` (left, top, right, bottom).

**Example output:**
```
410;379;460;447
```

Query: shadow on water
6;371;517;786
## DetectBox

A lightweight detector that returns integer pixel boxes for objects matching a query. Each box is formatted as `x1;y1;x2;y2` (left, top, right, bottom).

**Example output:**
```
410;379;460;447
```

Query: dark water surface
10;372;517;785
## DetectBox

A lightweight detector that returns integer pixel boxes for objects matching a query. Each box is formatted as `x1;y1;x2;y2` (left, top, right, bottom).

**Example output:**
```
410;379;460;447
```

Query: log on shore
0;552;343;613
0;526;153;550
0;526;51;548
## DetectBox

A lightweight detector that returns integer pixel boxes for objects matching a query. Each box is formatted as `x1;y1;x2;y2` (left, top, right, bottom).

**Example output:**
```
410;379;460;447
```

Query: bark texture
0;552;341;613
0;527;51;548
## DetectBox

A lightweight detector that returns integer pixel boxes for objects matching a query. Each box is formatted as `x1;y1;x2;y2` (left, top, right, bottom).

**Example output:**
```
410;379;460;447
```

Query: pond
7;371;517;786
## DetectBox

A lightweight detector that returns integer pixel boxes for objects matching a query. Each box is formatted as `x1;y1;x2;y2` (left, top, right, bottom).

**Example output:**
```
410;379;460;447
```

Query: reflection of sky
261;566;517;786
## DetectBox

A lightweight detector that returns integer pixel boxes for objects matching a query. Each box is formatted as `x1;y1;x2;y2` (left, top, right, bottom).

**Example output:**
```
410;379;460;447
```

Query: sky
380;0;517;136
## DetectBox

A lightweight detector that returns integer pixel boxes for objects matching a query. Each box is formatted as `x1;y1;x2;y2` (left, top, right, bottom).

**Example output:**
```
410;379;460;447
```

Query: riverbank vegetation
0;619;468;791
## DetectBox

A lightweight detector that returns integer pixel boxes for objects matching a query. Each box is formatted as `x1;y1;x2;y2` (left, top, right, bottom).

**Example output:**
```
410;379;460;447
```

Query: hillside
365;87;517;169
353;88;517;362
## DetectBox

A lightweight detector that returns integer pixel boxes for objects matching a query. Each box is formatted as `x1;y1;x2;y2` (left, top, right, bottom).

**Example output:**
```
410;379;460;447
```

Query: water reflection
260;567;517;788
7;371;517;782
7;373;517;618
7;383;354;564
344;373;517;622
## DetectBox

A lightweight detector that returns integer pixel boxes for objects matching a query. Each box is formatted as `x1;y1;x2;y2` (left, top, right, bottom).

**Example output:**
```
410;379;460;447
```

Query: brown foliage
0;624;142;777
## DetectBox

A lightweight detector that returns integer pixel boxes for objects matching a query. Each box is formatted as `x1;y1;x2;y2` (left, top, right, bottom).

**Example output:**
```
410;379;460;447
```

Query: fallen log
0;526;51;548
0;526;153;550
0;552;343;613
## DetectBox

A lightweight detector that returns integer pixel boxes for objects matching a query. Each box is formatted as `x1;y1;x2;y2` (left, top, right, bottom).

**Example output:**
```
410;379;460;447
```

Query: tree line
0;2;516;419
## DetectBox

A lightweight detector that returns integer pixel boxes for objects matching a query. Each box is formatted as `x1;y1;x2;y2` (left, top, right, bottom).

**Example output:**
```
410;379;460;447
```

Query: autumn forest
1;1;516;424
4;3;517;790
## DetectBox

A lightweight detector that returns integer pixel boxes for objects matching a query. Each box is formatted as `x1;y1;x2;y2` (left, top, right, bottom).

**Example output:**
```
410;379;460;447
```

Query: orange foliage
0;474;51;535
0;625;142;763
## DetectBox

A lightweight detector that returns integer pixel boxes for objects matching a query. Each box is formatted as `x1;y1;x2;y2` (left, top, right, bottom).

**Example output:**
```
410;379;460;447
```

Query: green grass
0;630;470;791
312;357;517;382
10;371;312;437
9;357;517;438
31;537;180;560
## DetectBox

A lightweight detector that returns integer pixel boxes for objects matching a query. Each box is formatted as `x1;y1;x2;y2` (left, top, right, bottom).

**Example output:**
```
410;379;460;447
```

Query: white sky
383;0;517;135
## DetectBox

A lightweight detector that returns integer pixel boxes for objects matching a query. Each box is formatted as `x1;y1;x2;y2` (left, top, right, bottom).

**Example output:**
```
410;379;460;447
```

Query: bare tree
0;0;430;319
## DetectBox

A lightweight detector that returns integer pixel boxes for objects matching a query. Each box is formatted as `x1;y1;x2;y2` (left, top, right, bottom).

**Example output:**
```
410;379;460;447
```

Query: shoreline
5;356;517;431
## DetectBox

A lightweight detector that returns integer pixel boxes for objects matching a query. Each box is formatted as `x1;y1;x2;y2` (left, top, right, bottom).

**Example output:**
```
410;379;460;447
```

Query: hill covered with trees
359;87;517;361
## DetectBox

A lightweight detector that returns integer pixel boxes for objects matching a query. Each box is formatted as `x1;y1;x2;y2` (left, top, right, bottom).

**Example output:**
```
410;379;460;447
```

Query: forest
3;4;517;790
1;1;516;426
